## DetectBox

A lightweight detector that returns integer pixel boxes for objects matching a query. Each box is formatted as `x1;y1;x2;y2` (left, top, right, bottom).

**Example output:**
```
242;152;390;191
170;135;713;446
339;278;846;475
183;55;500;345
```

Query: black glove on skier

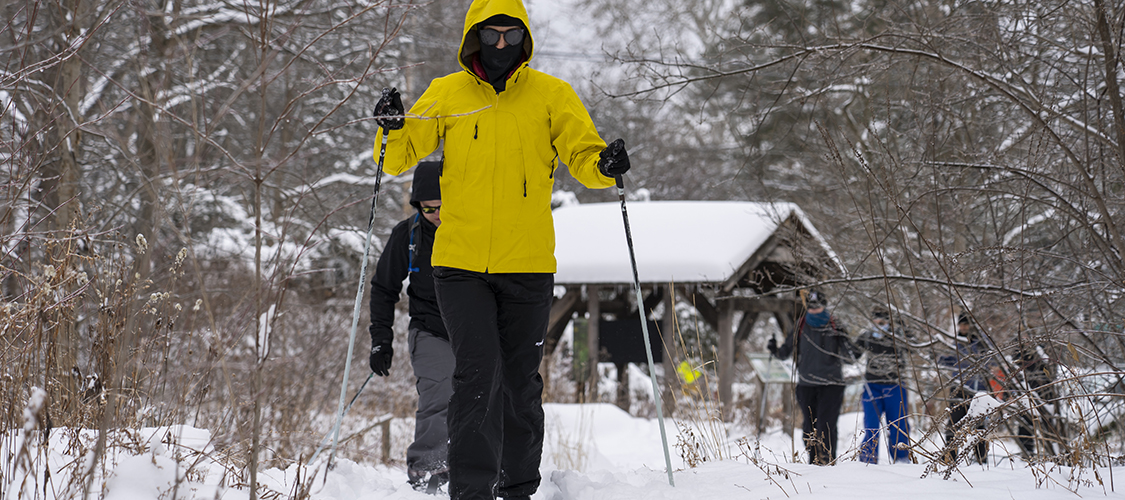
373;87;404;131
597;138;631;177
370;341;394;376
766;337;778;358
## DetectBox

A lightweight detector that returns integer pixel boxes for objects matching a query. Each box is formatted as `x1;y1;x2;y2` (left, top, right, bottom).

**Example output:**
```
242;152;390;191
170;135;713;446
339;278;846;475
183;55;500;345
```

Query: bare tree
1;0;456;492
586;0;1125;462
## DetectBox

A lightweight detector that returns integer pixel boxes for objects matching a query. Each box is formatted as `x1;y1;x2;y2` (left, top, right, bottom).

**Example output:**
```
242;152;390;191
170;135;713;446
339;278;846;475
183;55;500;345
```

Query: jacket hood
410;161;442;209
459;0;533;77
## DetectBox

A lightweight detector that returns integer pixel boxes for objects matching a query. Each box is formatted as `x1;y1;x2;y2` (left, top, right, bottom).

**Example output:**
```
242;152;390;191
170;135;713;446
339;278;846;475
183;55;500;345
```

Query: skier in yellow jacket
372;0;630;498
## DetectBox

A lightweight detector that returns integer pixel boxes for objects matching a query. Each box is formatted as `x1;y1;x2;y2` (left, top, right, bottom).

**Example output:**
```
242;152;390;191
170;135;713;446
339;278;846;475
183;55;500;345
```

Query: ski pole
310;372;374;465
327;104;392;469
614;171;675;487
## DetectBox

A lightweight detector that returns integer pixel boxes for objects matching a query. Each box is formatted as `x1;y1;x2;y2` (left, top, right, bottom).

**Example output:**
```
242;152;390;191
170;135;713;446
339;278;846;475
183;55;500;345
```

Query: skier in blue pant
854;306;912;464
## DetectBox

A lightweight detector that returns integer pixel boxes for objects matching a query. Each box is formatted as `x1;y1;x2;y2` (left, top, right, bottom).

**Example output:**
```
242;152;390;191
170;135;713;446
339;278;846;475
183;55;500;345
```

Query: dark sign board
598;319;663;365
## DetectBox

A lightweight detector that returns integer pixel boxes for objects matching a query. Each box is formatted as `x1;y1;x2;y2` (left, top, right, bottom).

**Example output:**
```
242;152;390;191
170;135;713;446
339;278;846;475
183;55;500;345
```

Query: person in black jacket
854;306;912;464
937;314;991;464
368;161;451;493
1012;343;1059;457
768;290;857;465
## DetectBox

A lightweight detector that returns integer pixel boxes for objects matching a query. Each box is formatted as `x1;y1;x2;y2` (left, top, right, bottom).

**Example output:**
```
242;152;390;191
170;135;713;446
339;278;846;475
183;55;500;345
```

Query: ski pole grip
615;174;624;189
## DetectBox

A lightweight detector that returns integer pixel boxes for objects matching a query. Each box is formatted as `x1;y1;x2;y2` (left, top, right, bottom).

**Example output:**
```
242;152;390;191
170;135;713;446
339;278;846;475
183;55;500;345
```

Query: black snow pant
406;328;455;475
795;384;845;465
433;267;552;500
945;388;988;463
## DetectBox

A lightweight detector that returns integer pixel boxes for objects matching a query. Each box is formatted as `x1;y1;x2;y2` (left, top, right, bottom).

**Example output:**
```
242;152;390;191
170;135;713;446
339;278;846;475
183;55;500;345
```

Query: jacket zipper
474;75;529;198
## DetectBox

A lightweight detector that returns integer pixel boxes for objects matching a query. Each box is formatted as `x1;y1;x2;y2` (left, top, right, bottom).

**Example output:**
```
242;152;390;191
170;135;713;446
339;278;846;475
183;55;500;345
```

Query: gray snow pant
406;328;455;474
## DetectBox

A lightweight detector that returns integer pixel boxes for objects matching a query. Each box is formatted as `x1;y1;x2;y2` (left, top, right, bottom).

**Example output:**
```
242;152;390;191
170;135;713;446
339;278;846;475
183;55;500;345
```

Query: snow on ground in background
8;404;1125;500
260;403;1125;500
542;403;687;473
4;425;234;500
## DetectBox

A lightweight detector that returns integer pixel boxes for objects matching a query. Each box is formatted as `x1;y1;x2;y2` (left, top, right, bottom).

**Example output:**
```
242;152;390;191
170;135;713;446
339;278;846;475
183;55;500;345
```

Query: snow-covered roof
552;200;840;285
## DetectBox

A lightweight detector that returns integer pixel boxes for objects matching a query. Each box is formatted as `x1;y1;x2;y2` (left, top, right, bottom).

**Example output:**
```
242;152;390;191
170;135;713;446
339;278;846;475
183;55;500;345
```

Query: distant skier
367;161;451;493
370;0;631;497
854;306;912;464
937;313;992;464
768;290;857;465
1012;342;1059;458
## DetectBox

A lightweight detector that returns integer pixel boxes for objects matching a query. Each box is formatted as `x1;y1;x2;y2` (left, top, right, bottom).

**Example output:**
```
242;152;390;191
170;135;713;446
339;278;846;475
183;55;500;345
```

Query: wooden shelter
546;201;841;422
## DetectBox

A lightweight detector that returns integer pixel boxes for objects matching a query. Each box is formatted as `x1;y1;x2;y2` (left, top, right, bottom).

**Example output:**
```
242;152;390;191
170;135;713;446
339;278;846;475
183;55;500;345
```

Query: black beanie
806;290;828;308
480;14;522;28
410;161;441;209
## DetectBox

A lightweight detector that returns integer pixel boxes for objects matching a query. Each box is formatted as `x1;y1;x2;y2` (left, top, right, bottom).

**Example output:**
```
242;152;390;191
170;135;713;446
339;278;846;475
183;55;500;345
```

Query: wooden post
662;283;677;410
616;362;630;411
755;377;768;435
774;310;797;436
717;298;734;421
782;383;795;438
586;285;600;403
381;418;392;463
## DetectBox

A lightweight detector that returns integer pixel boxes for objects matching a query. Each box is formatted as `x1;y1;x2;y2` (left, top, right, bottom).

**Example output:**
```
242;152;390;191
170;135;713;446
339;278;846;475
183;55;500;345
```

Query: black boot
973;441;988;465
425;470;449;495
407;469;426;492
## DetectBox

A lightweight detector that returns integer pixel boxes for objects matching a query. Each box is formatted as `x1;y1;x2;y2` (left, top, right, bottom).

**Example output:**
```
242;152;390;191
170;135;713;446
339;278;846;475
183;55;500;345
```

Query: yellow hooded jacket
374;0;615;274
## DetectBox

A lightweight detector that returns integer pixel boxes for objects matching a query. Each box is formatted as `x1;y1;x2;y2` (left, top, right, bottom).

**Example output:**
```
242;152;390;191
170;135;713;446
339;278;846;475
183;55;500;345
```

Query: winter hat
805;290;828;309
479;13;523;29
955;312;979;343
872;306;890;320
410;161;442;209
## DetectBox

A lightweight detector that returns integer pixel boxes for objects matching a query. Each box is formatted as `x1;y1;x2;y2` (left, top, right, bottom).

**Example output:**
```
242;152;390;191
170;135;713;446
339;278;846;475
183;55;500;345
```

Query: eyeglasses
420;206;440;214
479;28;524;47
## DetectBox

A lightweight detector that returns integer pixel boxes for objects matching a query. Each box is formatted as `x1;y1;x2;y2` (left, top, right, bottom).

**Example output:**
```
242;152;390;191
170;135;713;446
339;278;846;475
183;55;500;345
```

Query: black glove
767;337;778;357
370;341;394;376
372;87;404;131
597;138;631;177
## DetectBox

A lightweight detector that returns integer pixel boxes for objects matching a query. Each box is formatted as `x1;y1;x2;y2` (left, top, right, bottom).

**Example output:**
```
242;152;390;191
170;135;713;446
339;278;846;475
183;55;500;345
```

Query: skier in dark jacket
370;0;630;497
854;306;912;464
937;313;992;464
368;161;451;493
1012;343;1059;457
768;290;857;465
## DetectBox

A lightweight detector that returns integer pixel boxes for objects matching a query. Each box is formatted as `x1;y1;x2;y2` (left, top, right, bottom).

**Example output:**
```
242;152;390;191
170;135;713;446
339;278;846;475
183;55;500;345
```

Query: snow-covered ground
6;402;1122;500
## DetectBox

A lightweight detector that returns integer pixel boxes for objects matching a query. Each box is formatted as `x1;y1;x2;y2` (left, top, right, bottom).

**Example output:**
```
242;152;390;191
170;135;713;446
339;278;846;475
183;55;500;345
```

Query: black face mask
479;41;522;91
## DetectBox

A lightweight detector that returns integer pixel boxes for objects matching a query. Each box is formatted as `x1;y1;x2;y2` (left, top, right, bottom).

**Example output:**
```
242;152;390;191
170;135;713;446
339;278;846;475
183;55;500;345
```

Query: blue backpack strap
408;213;421;273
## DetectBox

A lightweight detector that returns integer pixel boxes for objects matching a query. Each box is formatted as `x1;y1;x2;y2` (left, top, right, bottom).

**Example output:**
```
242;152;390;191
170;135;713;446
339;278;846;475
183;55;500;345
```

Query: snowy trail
290;403;1121;500
6;403;1122;500
301;457;1116;500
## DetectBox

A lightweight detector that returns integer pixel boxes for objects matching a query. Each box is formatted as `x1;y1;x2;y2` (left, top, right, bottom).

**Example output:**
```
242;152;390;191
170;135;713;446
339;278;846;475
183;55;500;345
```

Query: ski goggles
479;28;524;47
420;206;440;214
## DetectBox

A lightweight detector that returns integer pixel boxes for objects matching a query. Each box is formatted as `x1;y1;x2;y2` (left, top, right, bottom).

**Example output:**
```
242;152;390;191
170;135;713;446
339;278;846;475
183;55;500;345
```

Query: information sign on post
747;352;793;383
746;352;793;438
